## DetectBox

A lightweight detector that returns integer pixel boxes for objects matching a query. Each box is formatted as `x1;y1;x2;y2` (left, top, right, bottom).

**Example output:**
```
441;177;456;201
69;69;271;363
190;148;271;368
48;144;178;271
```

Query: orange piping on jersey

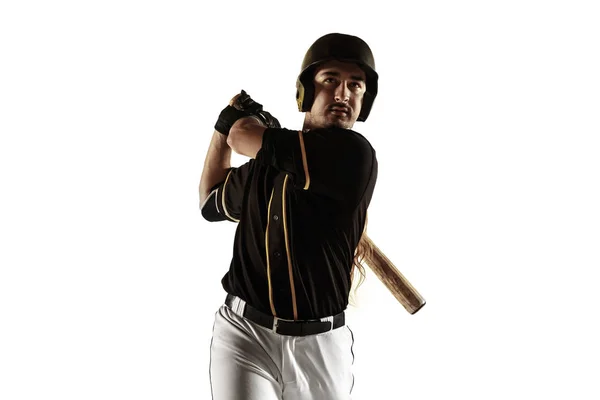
282;175;298;320
265;188;277;317
298;130;310;190
221;169;240;222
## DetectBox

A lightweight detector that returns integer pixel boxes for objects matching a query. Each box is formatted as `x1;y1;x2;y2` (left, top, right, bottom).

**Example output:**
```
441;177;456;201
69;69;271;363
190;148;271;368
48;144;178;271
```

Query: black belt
225;294;345;336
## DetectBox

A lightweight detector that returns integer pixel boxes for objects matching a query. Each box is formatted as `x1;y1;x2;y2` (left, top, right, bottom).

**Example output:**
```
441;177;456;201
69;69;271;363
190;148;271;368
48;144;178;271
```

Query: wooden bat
362;234;426;314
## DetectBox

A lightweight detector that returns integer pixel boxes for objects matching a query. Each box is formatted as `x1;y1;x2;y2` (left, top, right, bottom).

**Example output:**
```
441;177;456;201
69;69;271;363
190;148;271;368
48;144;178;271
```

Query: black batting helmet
296;33;378;122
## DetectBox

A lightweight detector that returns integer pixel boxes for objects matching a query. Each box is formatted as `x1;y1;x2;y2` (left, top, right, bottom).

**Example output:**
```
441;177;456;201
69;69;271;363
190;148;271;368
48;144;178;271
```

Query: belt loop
323;316;334;331
237;297;246;316
229;295;246;316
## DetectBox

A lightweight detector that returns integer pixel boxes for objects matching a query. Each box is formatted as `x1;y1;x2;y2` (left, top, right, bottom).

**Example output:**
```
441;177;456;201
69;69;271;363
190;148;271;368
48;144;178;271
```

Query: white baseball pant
209;295;355;400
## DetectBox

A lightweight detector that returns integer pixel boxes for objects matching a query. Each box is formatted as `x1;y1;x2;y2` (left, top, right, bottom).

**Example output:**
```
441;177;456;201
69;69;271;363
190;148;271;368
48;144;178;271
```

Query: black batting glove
214;105;250;136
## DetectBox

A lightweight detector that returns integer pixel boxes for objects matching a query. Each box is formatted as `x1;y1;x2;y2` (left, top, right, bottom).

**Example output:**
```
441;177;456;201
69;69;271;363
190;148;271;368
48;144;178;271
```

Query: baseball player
199;32;379;400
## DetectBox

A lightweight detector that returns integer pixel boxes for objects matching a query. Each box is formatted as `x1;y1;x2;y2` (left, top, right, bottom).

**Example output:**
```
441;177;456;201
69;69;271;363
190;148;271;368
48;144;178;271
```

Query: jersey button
273;215;279;221
274;251;281;258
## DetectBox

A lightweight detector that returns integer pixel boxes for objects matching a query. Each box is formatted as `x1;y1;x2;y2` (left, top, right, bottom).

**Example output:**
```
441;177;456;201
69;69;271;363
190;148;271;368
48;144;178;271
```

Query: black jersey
201;127;378;320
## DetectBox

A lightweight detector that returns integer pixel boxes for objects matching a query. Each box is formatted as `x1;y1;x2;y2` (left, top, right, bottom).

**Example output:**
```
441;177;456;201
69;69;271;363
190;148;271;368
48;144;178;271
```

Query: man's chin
306;114;354;130
324;114;353;129
324;121;352;129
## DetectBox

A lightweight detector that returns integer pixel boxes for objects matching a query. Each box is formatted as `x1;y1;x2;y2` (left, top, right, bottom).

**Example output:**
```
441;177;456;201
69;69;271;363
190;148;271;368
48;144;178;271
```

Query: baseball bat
362;234;426;314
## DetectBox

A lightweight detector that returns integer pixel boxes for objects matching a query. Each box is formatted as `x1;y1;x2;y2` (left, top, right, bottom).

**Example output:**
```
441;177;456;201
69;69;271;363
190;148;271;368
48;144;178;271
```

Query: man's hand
232;90;263;114
214;101;251;136
231;90;281;129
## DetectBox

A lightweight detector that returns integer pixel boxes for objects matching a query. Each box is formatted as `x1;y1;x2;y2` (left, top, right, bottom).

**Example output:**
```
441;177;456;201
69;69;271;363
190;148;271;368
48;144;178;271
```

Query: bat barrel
363;235;426;314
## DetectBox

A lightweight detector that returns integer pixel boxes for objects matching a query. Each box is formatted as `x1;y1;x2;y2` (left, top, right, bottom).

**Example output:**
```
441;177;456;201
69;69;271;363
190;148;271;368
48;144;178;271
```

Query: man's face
304;60;367;130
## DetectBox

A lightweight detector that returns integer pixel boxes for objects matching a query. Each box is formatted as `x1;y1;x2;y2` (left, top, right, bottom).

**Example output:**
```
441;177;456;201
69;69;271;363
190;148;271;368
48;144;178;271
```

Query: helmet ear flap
357;91;376;122
296;79;306;112
296;74;315;112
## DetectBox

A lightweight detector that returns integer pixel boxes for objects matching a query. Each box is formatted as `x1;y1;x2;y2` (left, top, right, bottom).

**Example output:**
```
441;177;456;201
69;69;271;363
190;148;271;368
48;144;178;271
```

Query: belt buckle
272;316;295;335
272;316;334;335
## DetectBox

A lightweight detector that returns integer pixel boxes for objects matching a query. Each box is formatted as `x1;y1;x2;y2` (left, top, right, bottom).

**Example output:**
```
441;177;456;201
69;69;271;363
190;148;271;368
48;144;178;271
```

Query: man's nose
334;82;350;103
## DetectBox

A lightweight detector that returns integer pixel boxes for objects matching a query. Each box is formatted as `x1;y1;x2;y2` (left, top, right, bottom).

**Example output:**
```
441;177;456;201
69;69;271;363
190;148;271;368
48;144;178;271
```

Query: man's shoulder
306;127;372;143
328;127;375;154
266;126;375;155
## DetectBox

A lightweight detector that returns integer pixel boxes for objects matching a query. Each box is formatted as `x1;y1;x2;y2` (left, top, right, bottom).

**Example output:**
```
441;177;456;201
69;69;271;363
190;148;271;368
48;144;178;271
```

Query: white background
1;1;599;399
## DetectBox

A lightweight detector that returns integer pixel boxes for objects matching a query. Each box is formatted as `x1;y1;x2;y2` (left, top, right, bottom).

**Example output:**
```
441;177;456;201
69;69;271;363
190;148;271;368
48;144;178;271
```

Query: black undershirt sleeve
200;161;253;222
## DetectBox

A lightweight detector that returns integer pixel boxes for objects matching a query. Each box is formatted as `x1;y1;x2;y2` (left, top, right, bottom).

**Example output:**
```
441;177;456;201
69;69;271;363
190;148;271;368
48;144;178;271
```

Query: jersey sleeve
256;127;377;208
200;161;252;223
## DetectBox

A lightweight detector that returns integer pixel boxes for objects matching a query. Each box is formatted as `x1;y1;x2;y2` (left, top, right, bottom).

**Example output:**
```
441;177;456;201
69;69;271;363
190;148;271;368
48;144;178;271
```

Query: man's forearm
227;116;266;159
199;130;232;206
